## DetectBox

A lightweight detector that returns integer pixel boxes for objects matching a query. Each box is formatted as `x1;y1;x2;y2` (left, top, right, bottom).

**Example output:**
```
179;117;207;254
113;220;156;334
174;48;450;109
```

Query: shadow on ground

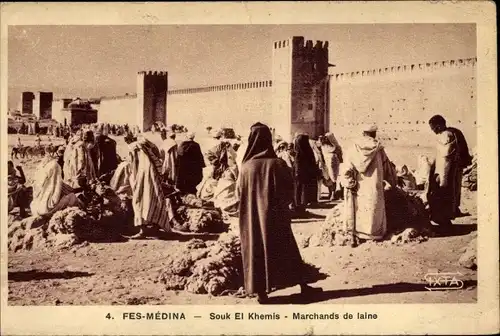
292;211;326;222
8;270;94;282
433;224;477;238
264;280;478;304
156;231;221;242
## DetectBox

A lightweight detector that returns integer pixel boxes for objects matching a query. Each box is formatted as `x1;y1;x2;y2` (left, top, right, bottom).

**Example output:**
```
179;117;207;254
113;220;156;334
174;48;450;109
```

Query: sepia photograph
1;2;498;335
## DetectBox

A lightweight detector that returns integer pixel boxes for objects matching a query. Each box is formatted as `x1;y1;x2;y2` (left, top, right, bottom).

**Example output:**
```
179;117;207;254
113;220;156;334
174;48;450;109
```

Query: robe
340;136;397;240
110;161;133;198
30;158;73;216
212;167;239;216
160;138;178;184
8;174;26;213
198;142;239;215
239;157;304;294
293;135;318;208
427;129;460;223
448;127;472;211
175;140;206;194
321;132;342;185
63;139;97;188
128;139;172;231
96;135;118;178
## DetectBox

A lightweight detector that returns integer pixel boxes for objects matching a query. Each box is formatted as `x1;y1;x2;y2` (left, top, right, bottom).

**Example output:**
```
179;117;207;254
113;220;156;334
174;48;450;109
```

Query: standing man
161;130;179;185
340;124;398;241
427;115;472;225
175;133;206;194
95;126;119;182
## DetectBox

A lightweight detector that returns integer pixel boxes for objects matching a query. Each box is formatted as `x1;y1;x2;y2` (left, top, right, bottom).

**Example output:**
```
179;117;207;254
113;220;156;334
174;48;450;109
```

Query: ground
7;133;477;305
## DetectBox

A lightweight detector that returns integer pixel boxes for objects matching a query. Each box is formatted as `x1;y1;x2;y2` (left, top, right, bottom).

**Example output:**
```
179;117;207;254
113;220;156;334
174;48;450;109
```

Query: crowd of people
7;114;473;303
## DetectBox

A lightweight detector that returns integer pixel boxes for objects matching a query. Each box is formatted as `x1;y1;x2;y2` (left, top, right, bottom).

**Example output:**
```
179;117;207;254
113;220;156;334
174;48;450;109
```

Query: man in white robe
340;124;397;241
160;131;178;185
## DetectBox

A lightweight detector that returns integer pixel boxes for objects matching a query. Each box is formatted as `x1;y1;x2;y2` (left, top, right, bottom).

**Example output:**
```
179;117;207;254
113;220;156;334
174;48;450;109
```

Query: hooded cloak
238;122;305;294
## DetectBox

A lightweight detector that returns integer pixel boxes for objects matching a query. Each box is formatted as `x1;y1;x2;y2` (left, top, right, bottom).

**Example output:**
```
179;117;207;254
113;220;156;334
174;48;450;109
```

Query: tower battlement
272;36;330;140
137;71;168;77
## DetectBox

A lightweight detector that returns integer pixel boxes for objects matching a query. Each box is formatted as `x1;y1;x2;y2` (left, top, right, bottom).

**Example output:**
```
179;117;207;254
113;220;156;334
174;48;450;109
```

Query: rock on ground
458;237;477;270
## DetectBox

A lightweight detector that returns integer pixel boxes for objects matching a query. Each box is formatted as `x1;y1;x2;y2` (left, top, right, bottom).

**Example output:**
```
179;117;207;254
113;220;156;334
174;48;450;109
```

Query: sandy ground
7;133;477;305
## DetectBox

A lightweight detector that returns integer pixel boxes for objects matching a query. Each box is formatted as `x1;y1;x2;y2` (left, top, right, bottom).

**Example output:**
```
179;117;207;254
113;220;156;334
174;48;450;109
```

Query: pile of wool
159;233;326;296
173;206;227;233
8;186;132;252
8;207;89;252
458;235;477;270
172;194;227;234
384;188;432;241
300;205;355;248
301;187;431;248
462;148;477;191
158;233;242;296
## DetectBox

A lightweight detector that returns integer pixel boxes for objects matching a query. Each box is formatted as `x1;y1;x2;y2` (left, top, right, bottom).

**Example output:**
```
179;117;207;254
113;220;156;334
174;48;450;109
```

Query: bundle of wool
384;188;431;235
174;206;226;234
302;187;431;248
159;233;242;296
8;207;89;252
8;186;133;252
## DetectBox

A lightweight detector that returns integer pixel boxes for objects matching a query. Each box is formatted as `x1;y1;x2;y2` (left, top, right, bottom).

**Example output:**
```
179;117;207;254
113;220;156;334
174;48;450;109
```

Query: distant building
53;98;97;127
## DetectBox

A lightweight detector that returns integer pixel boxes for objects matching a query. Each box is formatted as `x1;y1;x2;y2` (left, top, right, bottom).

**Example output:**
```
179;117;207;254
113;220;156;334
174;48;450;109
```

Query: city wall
98;95;137;126
97;80;274;136
93;56;476;149
330;57;477;148
167;81;273;135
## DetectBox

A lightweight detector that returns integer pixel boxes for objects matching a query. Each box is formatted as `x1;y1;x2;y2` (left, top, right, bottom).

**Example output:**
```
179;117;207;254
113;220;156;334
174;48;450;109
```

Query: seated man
8;161;30;218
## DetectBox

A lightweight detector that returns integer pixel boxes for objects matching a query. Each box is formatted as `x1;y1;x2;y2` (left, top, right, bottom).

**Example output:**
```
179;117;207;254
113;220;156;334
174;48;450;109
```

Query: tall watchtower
136;71;168;132
20;92;35;115
33;91;54;120
272;36;329;141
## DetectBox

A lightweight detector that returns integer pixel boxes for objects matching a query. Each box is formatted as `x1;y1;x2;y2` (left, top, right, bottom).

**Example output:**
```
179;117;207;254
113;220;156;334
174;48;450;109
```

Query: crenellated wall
167;82;273;135
329;57;477;148
55;35;475;150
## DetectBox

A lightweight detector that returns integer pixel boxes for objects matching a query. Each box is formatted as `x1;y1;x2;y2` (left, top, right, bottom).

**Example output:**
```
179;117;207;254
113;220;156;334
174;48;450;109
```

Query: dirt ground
7;133;477;305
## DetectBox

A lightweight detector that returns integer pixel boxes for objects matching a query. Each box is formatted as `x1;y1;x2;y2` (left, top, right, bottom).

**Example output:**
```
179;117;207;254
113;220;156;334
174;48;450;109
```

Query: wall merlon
330;57;477;82
165;79;273;95
292;36;305;49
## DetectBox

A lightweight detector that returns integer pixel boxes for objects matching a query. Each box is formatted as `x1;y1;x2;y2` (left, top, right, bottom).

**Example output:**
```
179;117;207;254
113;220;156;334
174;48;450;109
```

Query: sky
8;24;476;109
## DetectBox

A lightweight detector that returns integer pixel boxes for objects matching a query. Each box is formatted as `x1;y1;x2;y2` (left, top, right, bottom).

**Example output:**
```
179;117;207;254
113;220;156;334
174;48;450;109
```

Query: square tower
137;71;168;131
20;91;35;115
272;36;330;141
33;92;54;120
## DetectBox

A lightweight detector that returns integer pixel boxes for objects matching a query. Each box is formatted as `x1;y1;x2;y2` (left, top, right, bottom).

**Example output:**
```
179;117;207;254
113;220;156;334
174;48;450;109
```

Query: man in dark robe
440;117;473;217
238;122;322;304
175;133;205;194
95;127;118;183
293;134;319;214
426;115;472;227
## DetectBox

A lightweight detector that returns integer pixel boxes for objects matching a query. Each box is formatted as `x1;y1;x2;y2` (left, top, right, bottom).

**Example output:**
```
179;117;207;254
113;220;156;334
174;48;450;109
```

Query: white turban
362;124;378;133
